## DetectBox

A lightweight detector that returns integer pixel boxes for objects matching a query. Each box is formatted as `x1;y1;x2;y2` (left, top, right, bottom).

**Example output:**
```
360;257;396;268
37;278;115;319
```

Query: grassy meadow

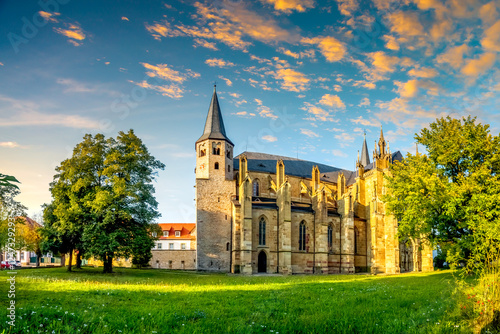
0;267;474;333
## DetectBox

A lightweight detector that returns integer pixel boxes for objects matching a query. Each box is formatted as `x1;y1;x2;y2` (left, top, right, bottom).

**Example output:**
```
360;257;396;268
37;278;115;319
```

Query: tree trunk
67;250;73;272
76;251;82;269
36;254;40;267
60;254;65;267
103;255;113;273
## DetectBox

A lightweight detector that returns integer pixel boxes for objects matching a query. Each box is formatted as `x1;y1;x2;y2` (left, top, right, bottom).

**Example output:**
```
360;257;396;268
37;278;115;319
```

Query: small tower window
228;165;231;172
253;179;260;197
226;242;230;251
212;142;221;155
214;162;219;170
200;149;206;157
226;150;231;158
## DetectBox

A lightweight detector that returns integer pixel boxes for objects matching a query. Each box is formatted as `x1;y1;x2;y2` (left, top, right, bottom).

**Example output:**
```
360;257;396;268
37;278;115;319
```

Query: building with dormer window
149;223;196;270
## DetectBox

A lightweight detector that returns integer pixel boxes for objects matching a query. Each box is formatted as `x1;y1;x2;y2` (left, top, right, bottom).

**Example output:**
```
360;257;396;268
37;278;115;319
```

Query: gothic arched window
299;221;306;251
327;224;333;251
259;217;266;246
253;179;260;197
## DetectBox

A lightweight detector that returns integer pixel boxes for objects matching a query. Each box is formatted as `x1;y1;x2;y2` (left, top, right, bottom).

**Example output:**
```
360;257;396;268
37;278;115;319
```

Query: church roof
196;86;234;146
233;151;404;186
233;152;358;186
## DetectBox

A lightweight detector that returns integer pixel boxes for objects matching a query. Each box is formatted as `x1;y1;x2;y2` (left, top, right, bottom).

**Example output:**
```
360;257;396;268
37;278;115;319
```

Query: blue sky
1;0;500;223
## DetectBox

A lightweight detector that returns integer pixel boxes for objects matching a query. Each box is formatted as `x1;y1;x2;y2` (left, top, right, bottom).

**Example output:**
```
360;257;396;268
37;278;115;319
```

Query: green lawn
0;267;471;333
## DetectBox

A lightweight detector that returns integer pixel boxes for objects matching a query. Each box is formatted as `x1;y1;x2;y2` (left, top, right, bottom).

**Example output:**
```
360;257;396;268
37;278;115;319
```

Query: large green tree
44;130;164;273
384;116;500;270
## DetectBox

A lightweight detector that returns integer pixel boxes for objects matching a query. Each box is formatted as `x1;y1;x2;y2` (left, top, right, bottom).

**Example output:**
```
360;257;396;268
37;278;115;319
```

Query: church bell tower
195;86;235;272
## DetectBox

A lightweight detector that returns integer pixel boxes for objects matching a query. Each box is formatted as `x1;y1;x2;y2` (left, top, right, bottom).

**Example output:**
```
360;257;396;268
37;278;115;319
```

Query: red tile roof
157;223;196;240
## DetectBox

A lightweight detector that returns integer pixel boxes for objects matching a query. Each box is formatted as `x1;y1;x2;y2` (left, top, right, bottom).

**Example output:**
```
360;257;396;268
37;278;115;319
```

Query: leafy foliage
384;116;500;271
42;130;165;273
0;173;20;189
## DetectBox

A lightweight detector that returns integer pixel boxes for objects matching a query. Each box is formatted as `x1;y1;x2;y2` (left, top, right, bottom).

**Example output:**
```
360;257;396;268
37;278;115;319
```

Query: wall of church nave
150;250;196;270
354;219;368;272
252;249;278;274
251;209;278;251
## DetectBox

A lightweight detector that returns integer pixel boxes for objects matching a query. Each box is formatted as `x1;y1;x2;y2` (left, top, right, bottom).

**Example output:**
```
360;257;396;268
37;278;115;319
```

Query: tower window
259;217;266;246
228;165;231;172
226;150;231;158
226;242;230;251
214;162;219;170
299;221;306;251
199;149;206;157
212;142;221;155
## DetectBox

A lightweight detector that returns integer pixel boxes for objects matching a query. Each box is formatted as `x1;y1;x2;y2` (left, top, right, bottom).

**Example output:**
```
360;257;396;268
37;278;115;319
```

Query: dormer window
163;231;169;237
175;231;181;237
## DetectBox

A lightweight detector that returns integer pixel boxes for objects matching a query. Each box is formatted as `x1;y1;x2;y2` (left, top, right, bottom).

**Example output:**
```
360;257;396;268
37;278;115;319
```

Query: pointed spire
196;85;234;146
378;125;386;155
360;130;370;167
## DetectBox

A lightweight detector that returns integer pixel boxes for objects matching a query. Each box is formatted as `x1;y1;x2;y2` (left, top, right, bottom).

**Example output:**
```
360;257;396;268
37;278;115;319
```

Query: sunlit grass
0;267;471;333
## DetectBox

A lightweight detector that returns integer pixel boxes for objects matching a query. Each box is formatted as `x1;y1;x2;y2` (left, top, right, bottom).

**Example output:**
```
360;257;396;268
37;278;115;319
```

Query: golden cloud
408;67;438;78
277;47;300;59
205;58;235;67
301;102;334;122
319;94;346;109
481;19;500;52
268;68;310;92
39;11;59;23
193;38;218;50
435;44;469;68
218;75;233;87
132;81;184;99
301;36;346;62
387;10;425;38
336;0;358;16
383;35;400;51
141;63;200;83
261;0;315;13
461;52;496;77
54;23;86;45
479;2;499;25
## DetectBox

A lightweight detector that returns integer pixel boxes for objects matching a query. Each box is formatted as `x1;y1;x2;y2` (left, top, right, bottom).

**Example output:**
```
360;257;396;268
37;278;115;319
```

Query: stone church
195;87;433;275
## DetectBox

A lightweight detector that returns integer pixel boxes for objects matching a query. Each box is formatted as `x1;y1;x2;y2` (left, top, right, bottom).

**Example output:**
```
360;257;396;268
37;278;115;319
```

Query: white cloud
350;116;381;127
0;95;101;129
262;135;278;142
0;141;26;149
300;128;320;138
